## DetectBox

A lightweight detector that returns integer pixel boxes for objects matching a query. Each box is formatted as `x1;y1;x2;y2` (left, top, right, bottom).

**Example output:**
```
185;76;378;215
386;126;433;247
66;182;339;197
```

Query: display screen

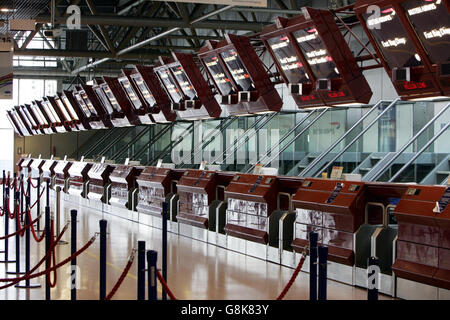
156;69;183;104
362;6;422;69
220;48;255;91
11;112;26;131
267;34;309;83
170;65;197;100
293;28;339;79
21;107;37;127
42;101;59;123
402;0;450;63
133;76;157;107
103;86;123;112
55;98;73;121
75;94;92;117
80;92;98;116
202;55;235;96
61;96;80;120
32;104;49;125
95;87;114;114
119;78;142;109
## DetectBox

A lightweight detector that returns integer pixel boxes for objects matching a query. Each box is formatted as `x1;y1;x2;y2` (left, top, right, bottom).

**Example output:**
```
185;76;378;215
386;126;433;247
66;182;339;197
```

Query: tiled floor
0;195;392;300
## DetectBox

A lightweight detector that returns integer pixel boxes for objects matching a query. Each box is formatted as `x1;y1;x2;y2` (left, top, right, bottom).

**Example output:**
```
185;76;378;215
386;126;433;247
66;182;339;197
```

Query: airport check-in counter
18;158;33;177
67;161;93;197
53;160;73;193
175;170;225;242
41;159;58;188
392;185;450;300
86;162;115;204
29;158;45;179
223;173;278;259
136;167;178;229
108;165;142;210
291;178;365;284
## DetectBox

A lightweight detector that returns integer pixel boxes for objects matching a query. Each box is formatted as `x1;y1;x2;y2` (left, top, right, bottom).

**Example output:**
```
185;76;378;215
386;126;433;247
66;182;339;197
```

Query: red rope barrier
0;210;44;240
29;177;38;189
48;223;57;288
27;209;46;242
2;187;46;220
0;229;96;291
156;270;177;300
276;247;308;300
105;249;137;300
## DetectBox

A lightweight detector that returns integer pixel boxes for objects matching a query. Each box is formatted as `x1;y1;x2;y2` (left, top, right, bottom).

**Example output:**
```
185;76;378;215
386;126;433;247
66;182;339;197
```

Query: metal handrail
369;101;450;181
73;127;117;159
300;100;390;177
147;122;196;165
388;120;450;182
245;110;317;173
129;123;174;161
210;113;273;164
310;98;400;178
215;112;278;164
179;116;236;167
94;126;141;160
264;107;330;168
110;125;153;161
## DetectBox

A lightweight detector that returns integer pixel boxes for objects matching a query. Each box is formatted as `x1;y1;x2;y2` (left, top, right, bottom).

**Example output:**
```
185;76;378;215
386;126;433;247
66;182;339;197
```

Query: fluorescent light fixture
409;95;450;101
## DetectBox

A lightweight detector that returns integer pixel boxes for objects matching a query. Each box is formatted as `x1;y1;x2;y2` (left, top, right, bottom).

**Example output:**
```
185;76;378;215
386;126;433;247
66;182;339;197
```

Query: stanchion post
20;174;24;223
71;209;78;300
99;219;107;300
45;205;51;300
162;201;168;301
1;172;14;263
13;191;22;275
367;256;379;301
1;170;5;255
55;186;67;244
318;246;328;300
137;241;146;300
46;178;50;207
36;177;41;231
309;231;318;301
147;250;158;301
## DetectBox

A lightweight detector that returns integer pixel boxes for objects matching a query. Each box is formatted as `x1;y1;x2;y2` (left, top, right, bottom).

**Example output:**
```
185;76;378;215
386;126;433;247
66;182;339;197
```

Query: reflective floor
0;195;392;300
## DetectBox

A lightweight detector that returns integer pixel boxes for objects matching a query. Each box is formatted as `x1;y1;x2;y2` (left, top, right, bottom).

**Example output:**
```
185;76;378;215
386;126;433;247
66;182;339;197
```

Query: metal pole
137;240;146;300
162;201;168;301
318;246;328;300
20;174;24;223
0;170;5;254
36;177;41;231
367;256;379;300
309;231;318;301
71;209;77;300
147;250;158;301
1;172;14;263
45;205;51;300
55;186;68;244
99;219;107;300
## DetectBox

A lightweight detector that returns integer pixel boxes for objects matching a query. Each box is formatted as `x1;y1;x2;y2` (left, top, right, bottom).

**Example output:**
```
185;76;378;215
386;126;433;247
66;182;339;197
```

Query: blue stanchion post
10;189;24;275
137;241;146;300
99;219;107;300
318;246;328;300
45;204;51;300
20;174;24;223
309;231;318;301
36;177;41;232
1;170;5;255
147;250;158;301
162;201;168;300
71;209;77;300
1;173;14;263
367;256;379;301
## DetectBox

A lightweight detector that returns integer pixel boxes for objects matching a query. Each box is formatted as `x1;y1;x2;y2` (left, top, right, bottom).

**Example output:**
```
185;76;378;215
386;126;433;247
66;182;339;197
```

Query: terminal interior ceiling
0;0;449;302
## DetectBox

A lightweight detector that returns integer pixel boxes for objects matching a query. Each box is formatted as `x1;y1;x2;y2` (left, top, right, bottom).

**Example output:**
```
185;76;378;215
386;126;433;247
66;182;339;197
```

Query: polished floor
0;195;392;300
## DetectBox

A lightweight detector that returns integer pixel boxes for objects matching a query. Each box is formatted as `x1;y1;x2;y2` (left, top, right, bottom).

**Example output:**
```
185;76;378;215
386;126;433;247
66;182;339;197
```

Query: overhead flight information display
133;76;157;107
170;65;198;100
402;0;450;63
220;49;255;92
266;34;309;84
202;55;234;96
156;69;183;104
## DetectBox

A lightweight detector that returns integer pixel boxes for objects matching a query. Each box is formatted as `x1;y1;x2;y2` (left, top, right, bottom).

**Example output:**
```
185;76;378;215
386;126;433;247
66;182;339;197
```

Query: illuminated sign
170;66;197;100
220;49;254;91
157;69;183;104
203;55;234;96
134;76;157;107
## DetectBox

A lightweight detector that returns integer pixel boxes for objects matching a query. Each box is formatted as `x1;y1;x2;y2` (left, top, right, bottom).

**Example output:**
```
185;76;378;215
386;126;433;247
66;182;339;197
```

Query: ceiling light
0;8;16;13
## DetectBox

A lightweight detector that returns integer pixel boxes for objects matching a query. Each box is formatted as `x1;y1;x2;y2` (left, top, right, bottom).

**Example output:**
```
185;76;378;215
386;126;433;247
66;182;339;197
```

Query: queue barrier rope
48;222;57;287
0;228;97;291
276;246;308;300
0;187;46;219
156;270;177;300
29;177;38;189
105;248;137;300
0;211;44;240
27;208;46;242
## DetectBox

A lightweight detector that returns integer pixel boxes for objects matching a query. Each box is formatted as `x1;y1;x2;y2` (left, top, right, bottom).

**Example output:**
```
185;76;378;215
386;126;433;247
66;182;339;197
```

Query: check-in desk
224;174;278;259
67;161;93;199
176;170;223;243
19;158;33;177
105;165;142;221
86;163;115;209
291;179;365;285
53;160;73;193
392;185;450;300
136;167;178;230
30;158;45;180
41;159;58;188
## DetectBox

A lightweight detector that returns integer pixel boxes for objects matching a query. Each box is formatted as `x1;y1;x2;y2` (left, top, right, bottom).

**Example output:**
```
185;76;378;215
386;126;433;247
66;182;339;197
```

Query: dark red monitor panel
92;78;132;128
198;34;283;115
154;52;221;120
54;93;85;131
17;105;42;135
34;100;60;134
59;91;91;130
260;7;373;108
40;98;68;133
129;65;176;123
45;96;78;132
29;102;54;134
354;0;446;99
73;85;112;129
7;110;29;136
118;69;154;125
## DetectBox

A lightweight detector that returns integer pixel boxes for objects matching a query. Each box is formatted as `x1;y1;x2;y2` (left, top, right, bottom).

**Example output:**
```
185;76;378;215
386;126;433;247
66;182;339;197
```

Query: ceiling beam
20;24;43;49
85;0;116;54
13;49;166;60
